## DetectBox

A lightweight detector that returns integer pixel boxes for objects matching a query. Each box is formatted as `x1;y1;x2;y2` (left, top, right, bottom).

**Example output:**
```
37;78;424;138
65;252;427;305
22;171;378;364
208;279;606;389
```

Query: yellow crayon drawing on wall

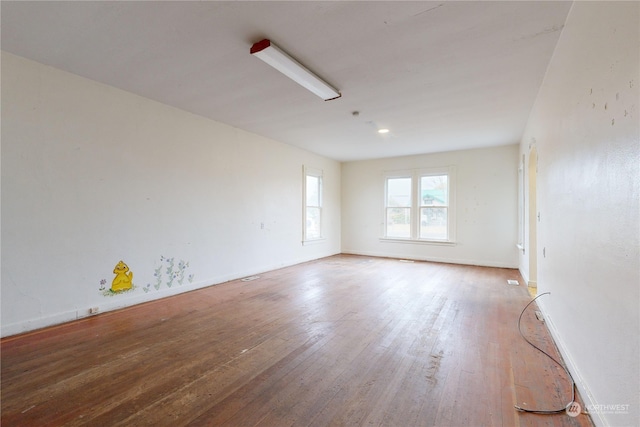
100;256;193;296
111;260;133;292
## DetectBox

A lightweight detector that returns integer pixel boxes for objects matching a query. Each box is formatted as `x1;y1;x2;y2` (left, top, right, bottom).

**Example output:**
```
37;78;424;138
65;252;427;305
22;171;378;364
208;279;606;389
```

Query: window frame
381;166;456;245
303;166;325;244
384;172;413;240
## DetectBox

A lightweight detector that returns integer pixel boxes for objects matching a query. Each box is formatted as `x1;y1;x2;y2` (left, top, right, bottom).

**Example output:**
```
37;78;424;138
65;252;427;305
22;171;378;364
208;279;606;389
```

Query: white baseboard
1;278;215;337
536;300;606;427
1;252;340;338
341;249;518;269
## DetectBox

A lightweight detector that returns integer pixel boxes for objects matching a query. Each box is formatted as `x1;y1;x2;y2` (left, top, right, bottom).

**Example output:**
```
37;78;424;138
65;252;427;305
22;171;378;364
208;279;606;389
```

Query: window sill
379;237;456;247
302;238;326;246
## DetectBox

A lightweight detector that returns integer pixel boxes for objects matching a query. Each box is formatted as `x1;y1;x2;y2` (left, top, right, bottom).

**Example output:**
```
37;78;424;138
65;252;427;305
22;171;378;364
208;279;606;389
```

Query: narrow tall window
385;177;412;238
419;174;448;240
304;167;323;242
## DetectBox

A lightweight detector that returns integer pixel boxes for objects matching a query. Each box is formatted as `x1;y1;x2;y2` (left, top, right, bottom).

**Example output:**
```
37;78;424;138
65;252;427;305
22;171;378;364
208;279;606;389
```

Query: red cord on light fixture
250;39;341;101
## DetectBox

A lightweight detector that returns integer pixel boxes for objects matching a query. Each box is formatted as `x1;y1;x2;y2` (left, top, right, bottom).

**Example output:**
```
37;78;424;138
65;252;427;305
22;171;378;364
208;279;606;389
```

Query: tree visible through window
384;168;455;242
419;175;448;240
386;177;412;238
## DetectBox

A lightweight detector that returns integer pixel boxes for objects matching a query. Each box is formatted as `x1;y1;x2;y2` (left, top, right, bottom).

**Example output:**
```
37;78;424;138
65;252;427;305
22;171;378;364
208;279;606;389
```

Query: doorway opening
528;147;538;296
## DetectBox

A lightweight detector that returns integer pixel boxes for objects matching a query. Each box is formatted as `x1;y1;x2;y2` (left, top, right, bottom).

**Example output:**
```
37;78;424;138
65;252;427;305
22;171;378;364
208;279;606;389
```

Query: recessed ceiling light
378;128;390;134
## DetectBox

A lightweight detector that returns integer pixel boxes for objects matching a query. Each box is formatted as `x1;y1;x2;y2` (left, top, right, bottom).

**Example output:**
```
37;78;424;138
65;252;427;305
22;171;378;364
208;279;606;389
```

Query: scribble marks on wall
144;255;194;293
99;257;194;296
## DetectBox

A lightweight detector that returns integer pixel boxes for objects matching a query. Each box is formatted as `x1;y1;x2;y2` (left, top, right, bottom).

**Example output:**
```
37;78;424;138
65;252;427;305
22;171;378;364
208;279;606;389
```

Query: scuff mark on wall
584;80;637;129
412;3;444;18
516;25;564;41
6;272;44;316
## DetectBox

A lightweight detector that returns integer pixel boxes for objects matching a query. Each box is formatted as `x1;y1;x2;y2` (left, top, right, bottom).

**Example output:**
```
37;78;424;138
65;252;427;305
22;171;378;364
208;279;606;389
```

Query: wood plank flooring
1;255;593;426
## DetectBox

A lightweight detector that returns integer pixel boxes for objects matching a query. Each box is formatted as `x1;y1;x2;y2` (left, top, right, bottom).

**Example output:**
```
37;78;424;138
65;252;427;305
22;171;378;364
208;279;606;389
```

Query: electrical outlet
89;307;99;315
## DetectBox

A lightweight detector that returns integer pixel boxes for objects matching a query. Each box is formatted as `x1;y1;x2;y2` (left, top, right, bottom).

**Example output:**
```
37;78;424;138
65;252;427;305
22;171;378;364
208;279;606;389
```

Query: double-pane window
384;168;455;242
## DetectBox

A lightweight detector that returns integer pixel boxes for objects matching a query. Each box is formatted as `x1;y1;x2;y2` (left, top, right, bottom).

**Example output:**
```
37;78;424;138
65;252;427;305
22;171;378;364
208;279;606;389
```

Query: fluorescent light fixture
250;39;341;101
378;128;390;134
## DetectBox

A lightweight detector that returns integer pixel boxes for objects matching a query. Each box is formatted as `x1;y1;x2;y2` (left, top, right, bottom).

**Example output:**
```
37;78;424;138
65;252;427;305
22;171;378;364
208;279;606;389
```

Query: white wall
519;2;639;426
341;145;519;268
1;52;341;337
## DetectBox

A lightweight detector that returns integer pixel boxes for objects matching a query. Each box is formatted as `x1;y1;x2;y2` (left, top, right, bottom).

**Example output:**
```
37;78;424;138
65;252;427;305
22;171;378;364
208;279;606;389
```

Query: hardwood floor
1;255;593;426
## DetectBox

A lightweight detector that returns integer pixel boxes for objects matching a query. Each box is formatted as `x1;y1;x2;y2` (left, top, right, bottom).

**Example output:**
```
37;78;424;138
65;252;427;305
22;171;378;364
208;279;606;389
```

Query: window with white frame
303;166;323;242
383;167;455;243
385;176;412;239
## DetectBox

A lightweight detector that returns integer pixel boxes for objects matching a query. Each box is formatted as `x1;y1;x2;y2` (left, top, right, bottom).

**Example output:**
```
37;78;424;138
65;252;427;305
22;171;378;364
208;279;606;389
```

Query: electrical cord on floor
514;292;576;415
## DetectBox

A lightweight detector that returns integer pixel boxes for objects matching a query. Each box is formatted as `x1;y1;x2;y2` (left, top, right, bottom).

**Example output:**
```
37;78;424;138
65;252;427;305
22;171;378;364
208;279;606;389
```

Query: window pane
306;207;321;239
420;207;447;240
306;175;320;206
387;178;412;207
421;175;448;206
386;207;411;238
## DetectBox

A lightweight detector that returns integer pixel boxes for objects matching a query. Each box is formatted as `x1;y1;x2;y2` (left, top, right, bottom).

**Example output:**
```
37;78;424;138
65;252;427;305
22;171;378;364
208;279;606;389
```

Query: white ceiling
1;1;572;162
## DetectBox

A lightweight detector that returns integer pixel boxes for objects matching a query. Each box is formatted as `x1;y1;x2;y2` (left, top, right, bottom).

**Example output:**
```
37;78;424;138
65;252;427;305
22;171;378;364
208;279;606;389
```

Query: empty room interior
1;1;638;426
